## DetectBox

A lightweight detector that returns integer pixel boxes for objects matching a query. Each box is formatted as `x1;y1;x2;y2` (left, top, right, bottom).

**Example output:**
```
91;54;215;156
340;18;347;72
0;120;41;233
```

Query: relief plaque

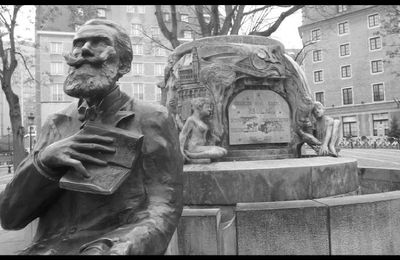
228;90;290;145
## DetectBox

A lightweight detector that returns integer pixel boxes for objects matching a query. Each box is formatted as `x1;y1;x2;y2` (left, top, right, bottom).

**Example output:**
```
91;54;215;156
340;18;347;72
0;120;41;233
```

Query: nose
81;41;94;57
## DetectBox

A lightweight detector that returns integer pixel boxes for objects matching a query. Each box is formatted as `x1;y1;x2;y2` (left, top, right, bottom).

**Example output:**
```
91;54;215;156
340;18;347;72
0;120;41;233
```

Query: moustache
63;46;117;67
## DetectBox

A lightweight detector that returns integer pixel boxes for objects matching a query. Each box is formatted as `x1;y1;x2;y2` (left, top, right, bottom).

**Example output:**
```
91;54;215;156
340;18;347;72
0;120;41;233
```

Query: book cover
59;121;143;195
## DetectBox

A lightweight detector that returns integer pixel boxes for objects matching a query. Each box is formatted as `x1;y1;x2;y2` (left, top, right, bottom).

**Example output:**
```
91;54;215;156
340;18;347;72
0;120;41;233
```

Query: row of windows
312;60;383;82
50;62;166;76
126;5;191;23
342;113;389;137
130;23;193;39
76;7;106;18
310;13;380;41
119;83;162;102
49;83;162;102
314;83;385;107
49;42;169;57
131;63;165;76
311;37;382;63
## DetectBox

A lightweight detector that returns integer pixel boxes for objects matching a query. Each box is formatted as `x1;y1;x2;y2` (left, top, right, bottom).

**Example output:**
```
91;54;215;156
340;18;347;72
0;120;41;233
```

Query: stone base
183;157;359;205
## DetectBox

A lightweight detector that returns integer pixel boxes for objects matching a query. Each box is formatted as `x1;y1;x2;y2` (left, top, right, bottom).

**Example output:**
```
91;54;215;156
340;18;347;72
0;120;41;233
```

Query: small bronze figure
0;19;183;255
179;97;227;164
312;101;341;157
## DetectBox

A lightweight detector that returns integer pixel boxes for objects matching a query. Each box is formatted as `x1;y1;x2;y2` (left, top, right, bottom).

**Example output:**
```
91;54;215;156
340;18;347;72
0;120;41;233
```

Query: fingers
64;158;90;178
70;152;108;167
71;143;116;153
75;134;114;144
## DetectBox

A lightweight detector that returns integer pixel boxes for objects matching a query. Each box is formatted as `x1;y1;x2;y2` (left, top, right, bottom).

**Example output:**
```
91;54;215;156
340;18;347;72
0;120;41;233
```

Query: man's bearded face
63;25;122;100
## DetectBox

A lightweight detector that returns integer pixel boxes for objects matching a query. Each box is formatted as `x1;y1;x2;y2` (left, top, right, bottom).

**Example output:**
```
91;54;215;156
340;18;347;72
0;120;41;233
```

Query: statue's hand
38;132;116;179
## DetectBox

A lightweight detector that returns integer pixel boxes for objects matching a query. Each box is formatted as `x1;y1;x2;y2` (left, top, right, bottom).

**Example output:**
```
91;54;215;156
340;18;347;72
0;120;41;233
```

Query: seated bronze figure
0;19;183;255
179;97;227;164
312;101;341;157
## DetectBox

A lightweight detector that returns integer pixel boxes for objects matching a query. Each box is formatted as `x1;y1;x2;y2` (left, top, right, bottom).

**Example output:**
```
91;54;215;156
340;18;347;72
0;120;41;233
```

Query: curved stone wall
183;157;358;205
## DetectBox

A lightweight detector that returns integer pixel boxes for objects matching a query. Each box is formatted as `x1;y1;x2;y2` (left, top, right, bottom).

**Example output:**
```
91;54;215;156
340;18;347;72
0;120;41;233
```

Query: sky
13;5;304;49
269;9;303;49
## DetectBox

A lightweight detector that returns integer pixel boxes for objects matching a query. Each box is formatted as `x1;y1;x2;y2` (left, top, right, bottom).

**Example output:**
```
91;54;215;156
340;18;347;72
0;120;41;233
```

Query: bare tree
0;5;27;166
154;5;304;49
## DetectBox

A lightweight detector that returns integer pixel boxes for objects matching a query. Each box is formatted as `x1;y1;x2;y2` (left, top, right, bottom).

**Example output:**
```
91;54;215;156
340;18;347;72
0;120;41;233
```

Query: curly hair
312;101;325;113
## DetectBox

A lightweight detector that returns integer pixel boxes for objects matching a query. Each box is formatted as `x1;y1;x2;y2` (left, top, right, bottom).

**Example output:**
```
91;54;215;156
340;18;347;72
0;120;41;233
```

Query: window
153;46;164;56
372;83;384;102
342;116;357;137
368;13;380;28
50;62;64;75
126;6;135;13
342;87;353;105
133;83;144;100
312;50;322;62
371;60;383;74
164;13;171;22
338;21;349;35
180;13;189;22
155;63;165;76
132;44;143;55
315;92;324;105
339;43;350;56
137;5;145;14
369;36;382;50
126;5;145;13
50;42;63;54
97;8;106;18
131;63;144;75
183;30;192;39
372;113;389;136
313;70;323;83
51;83;64;101
156;86;162;102
311;29;321;41
337;5;348;13
341;65;351;78
131;24;142;36
151;26;161;37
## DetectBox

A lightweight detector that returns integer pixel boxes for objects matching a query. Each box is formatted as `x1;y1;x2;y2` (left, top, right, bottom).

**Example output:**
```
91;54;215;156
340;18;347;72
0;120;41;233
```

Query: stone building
299;5;400;138
0;40;36;139
35;5;197;129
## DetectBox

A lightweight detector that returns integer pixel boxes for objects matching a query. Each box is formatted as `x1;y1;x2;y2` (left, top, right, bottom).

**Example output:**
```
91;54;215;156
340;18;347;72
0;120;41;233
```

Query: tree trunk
2;81;26;169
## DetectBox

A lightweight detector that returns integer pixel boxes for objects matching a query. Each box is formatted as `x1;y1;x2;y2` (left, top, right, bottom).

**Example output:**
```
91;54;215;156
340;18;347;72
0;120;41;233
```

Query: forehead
73;24;117;43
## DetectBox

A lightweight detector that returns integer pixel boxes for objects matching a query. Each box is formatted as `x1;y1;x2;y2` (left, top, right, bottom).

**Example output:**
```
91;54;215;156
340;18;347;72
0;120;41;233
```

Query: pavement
338;148;400;169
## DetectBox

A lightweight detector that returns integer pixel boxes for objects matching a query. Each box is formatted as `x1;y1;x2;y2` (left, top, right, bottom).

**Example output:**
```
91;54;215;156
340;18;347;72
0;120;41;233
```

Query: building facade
299;5;400;139
35;5;197;129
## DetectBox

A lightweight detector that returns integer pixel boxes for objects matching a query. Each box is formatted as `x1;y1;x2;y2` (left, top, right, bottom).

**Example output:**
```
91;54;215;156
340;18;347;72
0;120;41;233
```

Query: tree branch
243;5;271;16
154;5;180;48
250;5;304;37
195;5;210;36
231;5;245;35
211;5;220;35
170;5;178;40
15;51;36;83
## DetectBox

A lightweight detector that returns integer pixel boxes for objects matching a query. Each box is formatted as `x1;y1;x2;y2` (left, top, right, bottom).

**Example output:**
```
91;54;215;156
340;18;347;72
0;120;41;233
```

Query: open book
59;121;143;195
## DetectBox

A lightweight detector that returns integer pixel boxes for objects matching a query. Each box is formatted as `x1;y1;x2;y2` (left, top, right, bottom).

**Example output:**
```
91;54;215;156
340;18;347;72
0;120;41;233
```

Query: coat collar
77;86;135;127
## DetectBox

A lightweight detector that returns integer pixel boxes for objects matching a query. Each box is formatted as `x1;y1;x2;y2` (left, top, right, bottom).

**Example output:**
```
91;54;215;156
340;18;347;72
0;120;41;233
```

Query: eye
73;39;85;48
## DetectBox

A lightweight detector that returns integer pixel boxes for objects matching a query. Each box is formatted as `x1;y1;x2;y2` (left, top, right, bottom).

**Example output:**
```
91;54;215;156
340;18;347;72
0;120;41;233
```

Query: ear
118;62;130;75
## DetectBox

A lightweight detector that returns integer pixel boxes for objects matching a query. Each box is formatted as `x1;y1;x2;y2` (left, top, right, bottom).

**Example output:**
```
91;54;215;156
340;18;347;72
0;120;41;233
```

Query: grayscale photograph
0;5;399;255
